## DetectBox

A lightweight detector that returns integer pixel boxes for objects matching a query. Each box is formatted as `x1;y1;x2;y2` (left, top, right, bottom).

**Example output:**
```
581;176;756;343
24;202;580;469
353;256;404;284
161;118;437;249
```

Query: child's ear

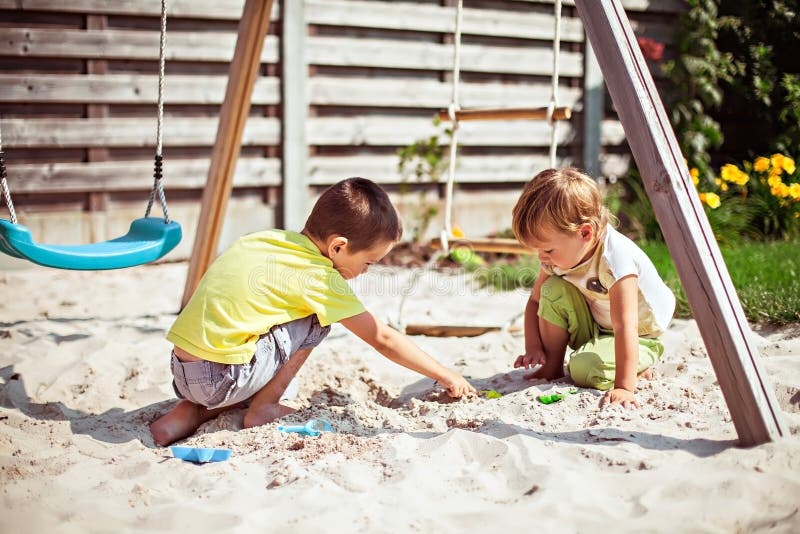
579;223;594;241
328;235;349;255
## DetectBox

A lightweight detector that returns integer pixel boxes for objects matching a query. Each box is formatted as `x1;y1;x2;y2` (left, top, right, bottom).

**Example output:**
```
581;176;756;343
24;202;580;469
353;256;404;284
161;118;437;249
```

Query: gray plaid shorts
170;314;330;408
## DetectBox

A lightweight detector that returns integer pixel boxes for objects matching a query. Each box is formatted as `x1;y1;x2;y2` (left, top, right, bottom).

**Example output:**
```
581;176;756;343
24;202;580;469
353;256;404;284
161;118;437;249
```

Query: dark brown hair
304;177;403;252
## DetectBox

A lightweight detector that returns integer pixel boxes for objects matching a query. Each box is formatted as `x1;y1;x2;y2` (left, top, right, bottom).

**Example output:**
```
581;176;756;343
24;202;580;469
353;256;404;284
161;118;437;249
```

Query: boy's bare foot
638;368;654;380
243;402;296;429
149;400;232;447
524;366;565;381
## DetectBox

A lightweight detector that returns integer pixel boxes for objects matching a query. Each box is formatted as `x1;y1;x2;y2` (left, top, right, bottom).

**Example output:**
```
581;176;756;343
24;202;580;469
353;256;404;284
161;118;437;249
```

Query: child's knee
540;276;579;305
567;351;615;391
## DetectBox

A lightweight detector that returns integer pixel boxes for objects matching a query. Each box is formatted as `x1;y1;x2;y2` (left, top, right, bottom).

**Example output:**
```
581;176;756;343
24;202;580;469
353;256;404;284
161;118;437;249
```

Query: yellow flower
689;167;699;186
771;153;785;170
771;183;790;198
782;157;796;175
720;164;750;186
789;183;800;200
768;175;783;187
700;192;721;209
451;224;465;238
715;178;729;191
753;156;770;172
720;164;738;182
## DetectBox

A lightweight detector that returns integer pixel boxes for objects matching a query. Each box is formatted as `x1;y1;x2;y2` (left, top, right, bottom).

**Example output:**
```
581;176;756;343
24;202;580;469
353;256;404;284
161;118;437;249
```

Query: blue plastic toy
0;217;182;270
0;0;181;272
170;446;232;463
277;418;334;437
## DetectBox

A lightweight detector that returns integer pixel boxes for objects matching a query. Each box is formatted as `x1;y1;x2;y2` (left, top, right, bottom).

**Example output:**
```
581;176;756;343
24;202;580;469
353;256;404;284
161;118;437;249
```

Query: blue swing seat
0;217;182;270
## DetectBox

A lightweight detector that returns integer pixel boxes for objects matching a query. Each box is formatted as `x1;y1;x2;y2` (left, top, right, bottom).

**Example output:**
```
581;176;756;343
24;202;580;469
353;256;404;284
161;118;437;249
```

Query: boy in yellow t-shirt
150;177;476;446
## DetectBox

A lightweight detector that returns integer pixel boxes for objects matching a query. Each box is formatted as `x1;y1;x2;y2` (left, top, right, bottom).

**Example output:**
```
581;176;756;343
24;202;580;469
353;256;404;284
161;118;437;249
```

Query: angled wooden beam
436;106;572;123
574;0;787;446
182;0;274;308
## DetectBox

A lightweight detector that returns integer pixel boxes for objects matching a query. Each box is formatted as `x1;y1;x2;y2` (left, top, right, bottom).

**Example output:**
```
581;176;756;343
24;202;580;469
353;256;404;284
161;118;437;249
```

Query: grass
471;239;800;325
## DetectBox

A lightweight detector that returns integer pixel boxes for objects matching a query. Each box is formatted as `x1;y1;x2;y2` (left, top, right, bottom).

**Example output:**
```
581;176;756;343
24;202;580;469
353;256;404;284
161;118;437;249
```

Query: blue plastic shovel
276;418;334;437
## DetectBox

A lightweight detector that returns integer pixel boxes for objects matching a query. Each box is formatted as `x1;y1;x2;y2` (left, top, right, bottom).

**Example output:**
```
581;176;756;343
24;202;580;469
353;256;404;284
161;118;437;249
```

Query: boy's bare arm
340;311;476;398
604;274;641;407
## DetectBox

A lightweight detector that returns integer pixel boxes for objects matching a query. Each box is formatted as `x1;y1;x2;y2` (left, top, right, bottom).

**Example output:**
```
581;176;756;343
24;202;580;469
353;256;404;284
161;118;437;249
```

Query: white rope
441;0;464;254
156;0;167;157
548;0;563;168
0;121;18;224
145;0;171;222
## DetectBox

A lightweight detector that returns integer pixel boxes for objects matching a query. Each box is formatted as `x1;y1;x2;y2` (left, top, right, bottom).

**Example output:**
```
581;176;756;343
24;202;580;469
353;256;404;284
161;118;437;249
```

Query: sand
1;262;799;533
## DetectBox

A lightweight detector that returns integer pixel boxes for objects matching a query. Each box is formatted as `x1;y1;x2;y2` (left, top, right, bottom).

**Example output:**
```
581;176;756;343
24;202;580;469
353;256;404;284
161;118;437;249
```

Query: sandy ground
1;262;799;533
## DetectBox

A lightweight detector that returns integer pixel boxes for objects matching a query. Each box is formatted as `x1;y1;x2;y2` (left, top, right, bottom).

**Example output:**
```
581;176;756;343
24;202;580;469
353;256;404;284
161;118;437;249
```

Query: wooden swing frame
181;0;786;447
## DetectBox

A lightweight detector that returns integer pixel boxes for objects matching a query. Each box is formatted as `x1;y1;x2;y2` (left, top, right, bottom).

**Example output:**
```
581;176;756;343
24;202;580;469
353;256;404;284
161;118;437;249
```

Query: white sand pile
1;263;798;532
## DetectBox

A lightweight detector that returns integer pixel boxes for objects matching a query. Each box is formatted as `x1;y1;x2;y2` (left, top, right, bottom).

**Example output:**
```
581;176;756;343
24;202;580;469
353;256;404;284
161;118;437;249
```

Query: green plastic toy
480;389;502;399
536;387;578;404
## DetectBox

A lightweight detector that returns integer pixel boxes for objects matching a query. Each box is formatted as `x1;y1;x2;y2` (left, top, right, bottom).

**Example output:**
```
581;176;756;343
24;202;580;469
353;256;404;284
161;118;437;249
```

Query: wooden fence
0;0;683;263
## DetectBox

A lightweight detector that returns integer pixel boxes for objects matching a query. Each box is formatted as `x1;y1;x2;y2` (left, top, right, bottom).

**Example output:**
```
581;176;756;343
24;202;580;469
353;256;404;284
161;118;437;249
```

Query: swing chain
0;122;18;224
145;0;171;223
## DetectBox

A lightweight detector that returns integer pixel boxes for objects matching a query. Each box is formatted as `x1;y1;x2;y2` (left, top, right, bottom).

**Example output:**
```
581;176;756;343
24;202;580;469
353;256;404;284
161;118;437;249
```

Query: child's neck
301;229;330;259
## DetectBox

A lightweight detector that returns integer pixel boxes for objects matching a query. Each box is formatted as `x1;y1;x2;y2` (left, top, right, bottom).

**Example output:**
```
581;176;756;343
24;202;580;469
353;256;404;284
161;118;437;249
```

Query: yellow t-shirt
167;229;365;364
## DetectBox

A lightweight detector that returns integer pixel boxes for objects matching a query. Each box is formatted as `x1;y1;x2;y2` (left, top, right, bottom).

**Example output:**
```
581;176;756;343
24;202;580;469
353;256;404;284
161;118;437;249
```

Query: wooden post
574;0;787;446
181;0;274;308
582;36;603;178
281;0;309;232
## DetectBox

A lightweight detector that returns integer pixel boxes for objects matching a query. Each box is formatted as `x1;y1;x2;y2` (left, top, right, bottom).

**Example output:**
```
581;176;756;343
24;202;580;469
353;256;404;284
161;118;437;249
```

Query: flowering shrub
691;153;799;240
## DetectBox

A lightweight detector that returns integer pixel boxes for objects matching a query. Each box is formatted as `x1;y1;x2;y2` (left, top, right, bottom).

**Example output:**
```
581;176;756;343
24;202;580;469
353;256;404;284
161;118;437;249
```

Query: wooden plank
1;116;623;150
0;28;279;63
307;36;583;77
436;106;572;123
429;237;531;255
0;0;684;18
183;0;274;308
404;324;502;337
305;116;576;147
0;74;280;105
575;0;786;446
6;158;281;193
0;0;250;19
305;0;585;42
3;28;577;76
308;154;573;185
1;117;279;148
517;0;685;13
309;76;582;110
282;0;309;232
1;73;574;110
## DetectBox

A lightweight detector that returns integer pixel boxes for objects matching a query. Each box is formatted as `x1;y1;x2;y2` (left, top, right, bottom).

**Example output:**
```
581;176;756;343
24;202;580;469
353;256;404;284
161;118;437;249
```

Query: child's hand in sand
600;388;640;409
438;370;477;399
513;350;546;370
